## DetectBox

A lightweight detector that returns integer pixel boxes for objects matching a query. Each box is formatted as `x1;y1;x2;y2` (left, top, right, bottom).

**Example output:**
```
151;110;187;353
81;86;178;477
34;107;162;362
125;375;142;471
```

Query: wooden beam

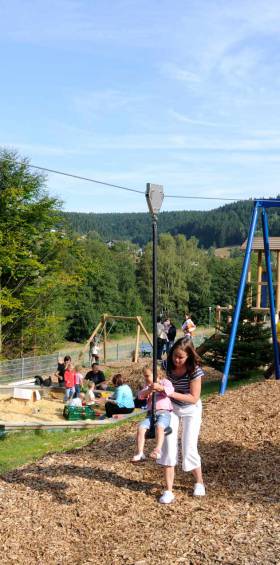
103;315;107;364
102;315;141;321
134;321;141;363
256;251;262;308
277;251;280;314
137;317;153;346
247;264;252;306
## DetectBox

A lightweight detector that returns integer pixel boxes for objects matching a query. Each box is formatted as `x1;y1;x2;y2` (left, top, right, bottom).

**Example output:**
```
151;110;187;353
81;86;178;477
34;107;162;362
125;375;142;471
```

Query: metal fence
0;335;207;385
0;353;58;385
0;343;136;385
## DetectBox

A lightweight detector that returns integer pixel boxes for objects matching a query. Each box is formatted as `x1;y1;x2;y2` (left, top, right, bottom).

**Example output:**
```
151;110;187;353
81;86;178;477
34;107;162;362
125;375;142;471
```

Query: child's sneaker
131;453;146;463
159;490;175;504
149;448;162;460
193;483;206;496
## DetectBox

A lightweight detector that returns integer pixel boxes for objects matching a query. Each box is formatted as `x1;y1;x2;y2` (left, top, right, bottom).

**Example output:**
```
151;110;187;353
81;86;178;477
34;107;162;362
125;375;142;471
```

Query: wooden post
227;305;232;325
134;319;141;363
256;251;262;308
103;315;107;364
137;317;153;346
216;306;221;332
0;267;2;355
247;263;252;306
276;251;280;315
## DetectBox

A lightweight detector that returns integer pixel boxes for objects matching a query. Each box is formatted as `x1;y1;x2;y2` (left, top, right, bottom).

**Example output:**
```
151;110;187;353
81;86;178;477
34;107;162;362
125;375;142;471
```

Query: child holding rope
132;367;174;462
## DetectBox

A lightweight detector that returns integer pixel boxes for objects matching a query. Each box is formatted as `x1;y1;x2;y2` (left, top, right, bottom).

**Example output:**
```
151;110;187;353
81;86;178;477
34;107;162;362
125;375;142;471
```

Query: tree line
0;149;263;358
64;199;280;248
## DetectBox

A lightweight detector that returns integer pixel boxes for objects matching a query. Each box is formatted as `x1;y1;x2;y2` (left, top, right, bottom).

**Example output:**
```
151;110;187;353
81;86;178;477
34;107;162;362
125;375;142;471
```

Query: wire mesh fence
0;335;207;385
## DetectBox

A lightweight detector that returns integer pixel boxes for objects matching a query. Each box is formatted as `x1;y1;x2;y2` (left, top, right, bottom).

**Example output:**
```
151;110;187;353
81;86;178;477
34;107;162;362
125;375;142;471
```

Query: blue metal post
220;202;260;394
261;208;280;379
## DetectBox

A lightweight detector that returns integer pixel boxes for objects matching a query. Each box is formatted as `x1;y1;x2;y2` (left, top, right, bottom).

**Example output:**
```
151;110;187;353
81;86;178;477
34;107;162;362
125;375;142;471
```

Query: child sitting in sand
132;366;174;462
85;382;95;406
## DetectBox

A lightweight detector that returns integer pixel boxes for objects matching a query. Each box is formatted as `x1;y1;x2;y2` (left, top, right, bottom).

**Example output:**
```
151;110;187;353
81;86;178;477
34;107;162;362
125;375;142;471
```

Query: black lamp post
145;183;164;438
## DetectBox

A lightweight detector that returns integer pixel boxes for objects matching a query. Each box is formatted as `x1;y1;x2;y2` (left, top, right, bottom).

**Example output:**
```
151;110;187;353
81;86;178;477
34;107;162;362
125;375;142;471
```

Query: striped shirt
168;365;204;406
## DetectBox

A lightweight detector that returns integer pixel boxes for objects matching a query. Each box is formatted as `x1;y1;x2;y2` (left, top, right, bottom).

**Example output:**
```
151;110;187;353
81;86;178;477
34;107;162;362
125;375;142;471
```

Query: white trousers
158;400;202;471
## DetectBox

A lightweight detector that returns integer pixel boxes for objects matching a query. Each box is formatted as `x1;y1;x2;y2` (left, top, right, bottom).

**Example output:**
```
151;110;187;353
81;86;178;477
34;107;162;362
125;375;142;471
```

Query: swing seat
145;423;172;439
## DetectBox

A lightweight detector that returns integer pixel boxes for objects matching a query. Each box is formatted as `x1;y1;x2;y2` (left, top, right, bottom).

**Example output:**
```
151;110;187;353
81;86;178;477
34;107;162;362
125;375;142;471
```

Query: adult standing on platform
152;336;205;504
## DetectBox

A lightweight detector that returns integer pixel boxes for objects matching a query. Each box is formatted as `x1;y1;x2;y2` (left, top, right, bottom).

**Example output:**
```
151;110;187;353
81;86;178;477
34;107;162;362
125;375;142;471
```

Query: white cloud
161;63;201;84
169;110;221;128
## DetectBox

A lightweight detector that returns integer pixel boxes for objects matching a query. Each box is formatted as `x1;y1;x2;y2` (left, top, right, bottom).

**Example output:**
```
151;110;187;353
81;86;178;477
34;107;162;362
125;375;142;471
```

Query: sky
1;0;280;213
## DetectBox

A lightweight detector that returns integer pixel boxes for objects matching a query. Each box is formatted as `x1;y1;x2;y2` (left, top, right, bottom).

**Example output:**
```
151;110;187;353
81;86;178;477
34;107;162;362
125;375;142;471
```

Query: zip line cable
5;157;240;202
11;159;145;196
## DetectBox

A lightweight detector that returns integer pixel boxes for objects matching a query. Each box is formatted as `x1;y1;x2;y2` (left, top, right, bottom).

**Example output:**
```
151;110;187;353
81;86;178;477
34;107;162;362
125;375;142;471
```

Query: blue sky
1;0;280;213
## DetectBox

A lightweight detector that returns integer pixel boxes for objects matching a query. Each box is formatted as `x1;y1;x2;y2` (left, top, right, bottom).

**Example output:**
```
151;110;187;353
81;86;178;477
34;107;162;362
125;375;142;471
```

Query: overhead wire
5;157;241;202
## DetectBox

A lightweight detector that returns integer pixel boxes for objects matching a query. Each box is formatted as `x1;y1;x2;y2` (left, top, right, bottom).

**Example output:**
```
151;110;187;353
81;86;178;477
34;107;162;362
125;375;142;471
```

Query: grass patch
0;415;142;475
201;372;263;399
0;374;264;474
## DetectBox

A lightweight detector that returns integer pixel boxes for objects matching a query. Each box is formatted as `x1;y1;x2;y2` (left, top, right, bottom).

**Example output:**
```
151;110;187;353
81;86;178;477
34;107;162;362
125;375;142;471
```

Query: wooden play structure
78;314;152;364
215;236;280;330
241;236;280;314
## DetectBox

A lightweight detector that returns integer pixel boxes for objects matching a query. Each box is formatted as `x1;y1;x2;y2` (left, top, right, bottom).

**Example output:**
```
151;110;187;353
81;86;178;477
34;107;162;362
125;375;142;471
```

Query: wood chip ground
0;380;279;564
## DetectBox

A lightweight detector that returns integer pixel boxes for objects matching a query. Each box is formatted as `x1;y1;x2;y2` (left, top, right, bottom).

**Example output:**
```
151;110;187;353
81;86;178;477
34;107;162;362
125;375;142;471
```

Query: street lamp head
146;183;164;217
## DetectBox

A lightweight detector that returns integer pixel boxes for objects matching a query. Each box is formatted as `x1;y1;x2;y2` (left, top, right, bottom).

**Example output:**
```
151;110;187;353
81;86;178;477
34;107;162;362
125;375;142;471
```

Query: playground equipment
241;236;280;313
78;314;152;364
220;199;280;395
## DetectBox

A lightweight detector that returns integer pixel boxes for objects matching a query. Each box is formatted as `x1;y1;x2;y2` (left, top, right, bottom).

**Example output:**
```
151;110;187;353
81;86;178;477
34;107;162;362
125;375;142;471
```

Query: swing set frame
220;199;280;394
78;313;152;364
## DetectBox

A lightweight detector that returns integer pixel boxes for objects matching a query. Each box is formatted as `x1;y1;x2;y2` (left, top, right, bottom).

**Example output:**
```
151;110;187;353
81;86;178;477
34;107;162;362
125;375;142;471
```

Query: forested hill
64;199;280;248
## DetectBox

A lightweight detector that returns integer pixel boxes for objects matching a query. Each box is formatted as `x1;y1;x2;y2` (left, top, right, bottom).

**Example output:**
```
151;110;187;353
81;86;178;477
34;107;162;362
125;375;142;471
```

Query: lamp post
145;183;164;439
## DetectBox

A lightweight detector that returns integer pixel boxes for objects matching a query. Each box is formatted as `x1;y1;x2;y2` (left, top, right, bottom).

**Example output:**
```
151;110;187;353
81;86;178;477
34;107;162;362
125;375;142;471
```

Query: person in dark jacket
85;363;107;390
166;320;177;354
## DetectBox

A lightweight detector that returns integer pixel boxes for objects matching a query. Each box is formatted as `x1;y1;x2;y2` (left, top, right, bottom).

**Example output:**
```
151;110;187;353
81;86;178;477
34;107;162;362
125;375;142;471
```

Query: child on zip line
131;366;174;462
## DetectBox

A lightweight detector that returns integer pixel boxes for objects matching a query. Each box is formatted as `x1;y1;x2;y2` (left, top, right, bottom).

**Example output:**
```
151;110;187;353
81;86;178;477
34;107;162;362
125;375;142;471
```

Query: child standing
132;367;174;462
63;360;76;402
74;365;84;398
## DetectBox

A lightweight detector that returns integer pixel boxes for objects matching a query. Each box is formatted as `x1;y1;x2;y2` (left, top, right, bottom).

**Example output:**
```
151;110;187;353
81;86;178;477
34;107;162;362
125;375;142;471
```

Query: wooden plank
256;251;262;308
137;318;153;346
134;321;141;363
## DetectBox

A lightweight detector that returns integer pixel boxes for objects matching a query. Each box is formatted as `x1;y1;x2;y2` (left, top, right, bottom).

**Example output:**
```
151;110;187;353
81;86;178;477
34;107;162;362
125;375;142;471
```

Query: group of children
62;358;97;408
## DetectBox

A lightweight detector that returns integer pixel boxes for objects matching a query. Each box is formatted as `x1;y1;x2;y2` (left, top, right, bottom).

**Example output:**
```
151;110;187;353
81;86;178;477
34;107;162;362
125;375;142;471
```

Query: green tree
0;149;75;355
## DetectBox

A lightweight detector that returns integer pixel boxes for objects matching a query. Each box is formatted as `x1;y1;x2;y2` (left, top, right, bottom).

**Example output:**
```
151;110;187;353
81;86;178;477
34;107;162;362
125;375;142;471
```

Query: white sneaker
159;490;175;504
193;483;206;496
131;453;146;463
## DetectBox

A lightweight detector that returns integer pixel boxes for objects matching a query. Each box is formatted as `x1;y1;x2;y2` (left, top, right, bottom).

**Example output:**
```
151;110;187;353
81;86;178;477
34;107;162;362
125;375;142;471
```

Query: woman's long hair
166;336;202;375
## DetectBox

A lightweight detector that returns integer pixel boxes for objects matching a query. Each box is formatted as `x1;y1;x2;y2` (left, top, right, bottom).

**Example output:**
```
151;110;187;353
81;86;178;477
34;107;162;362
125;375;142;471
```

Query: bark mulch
0;381;279;565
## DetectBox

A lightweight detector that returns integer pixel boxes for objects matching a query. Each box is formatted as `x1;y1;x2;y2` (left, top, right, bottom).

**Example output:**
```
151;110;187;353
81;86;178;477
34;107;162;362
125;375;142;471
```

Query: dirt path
0;380;279;564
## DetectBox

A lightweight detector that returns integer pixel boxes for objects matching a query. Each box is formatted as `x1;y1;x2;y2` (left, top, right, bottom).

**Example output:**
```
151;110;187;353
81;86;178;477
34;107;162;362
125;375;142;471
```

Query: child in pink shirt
74;364;84;398
132;367;174;462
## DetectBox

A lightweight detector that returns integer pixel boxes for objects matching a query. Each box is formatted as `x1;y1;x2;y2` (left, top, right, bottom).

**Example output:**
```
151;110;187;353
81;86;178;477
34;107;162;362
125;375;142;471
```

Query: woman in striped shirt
151;336;205;504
